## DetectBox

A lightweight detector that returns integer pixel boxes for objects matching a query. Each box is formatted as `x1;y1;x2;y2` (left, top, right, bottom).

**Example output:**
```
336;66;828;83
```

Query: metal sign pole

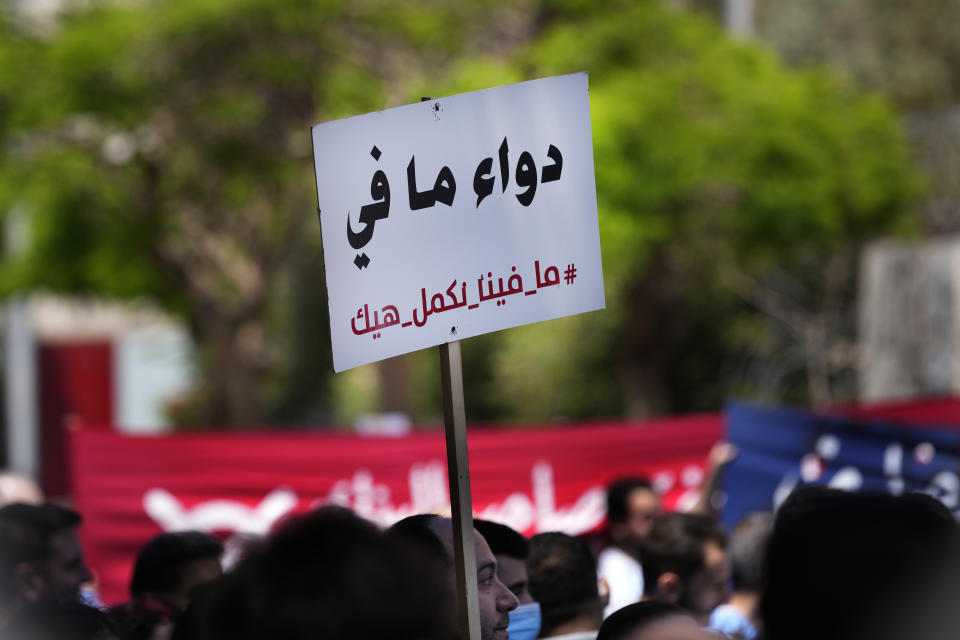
420;91;479;640
440;340;481;640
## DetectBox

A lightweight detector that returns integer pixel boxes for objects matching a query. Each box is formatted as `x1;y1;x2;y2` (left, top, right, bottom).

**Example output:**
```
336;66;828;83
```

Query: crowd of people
0;466;958;640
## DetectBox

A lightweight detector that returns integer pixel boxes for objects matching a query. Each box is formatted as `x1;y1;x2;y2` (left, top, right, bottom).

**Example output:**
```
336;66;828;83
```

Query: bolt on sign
311;73;604;372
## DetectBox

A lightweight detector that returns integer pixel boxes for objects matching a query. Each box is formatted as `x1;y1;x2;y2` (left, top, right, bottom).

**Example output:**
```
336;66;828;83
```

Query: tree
0;0;521;426
754;0;960;234
0;0;924;425
421;1;922;419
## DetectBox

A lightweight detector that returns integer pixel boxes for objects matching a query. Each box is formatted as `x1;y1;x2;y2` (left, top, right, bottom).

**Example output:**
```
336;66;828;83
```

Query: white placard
312;73;604;372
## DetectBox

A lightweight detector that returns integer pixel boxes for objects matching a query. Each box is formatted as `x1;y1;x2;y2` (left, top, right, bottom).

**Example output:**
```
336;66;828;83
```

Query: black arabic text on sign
346;138;564;270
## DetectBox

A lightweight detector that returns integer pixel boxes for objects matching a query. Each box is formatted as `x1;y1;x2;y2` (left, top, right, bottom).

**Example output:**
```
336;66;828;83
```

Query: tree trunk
621;361;670;418
619;252;686;418
378;354;413;416
196;313;269;427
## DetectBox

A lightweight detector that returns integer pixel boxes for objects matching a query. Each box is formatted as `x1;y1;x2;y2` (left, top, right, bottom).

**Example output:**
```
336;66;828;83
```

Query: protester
527;532;607;640
762;486;960;640
474;519;534;603
175;506;455;640
596;602;710;640
641;513;728;626
708;512;772;640
5;599;120;640
389;514;519;640
0;502;92;625
474;519;540;640
598;477;660;618
110;531;223;640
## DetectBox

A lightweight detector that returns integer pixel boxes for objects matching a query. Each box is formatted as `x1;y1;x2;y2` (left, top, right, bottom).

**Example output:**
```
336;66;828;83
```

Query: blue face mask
507;602;541;640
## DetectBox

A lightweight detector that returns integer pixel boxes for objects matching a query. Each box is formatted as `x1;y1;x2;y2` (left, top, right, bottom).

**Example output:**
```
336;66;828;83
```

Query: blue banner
722;403;960;529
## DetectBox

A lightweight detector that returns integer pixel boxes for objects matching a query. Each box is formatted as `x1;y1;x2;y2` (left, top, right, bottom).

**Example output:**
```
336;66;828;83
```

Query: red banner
69;415;720;605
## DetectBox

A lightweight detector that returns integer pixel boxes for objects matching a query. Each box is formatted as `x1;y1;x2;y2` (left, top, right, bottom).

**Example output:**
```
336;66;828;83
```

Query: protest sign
312;74;603;640
311;73;604;371
723;402;960;529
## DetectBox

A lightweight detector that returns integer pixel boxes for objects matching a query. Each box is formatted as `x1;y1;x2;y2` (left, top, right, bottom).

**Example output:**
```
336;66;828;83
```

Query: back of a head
0;503;81;604
641;512;726;595
474;519;529;560
607;478;654;525
527;532;600;636
5;600;118;640
130;531;223;600
388;513;451;567
175;507;455;640
762;487;960;640
597;602;690;640
728;512;773;593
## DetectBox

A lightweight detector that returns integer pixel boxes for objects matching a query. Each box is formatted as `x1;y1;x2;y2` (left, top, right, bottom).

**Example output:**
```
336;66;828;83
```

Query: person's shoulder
710;604;742;622
709;605;756;639
598;545;636;570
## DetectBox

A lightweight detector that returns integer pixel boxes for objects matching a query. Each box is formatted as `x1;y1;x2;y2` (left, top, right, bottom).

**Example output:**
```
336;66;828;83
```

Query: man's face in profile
42;528;91;601
495;554;534;604
475;538;517;640
625;488;661;541
679;541;729;626
430;519;520;640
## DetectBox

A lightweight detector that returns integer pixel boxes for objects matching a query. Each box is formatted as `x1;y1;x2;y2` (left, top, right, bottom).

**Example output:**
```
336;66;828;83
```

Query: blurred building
860;239;960;402
3;295;191;498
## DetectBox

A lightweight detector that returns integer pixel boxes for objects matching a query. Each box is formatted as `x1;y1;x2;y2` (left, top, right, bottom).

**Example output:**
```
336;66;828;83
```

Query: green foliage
0;0;523;426
755;0;960;236
414;2;922;419
0;0;924;425
756;0;960;110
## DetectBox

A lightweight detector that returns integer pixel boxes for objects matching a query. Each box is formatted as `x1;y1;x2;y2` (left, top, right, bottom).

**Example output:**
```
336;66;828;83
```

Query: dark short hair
6;600;118;640
762;487;960;640
729;512;773;591
387;514;451;567
596;601;685;640
474;520;528;559
527;532;600;637
175;507;455;640
606;478;654;525
130;531;223;599
0;504;82;601
641;513;726;595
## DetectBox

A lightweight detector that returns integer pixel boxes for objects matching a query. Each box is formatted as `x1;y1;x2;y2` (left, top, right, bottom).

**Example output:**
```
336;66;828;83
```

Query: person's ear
598;577;610;608
14;563;44;603
655;572;681;604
